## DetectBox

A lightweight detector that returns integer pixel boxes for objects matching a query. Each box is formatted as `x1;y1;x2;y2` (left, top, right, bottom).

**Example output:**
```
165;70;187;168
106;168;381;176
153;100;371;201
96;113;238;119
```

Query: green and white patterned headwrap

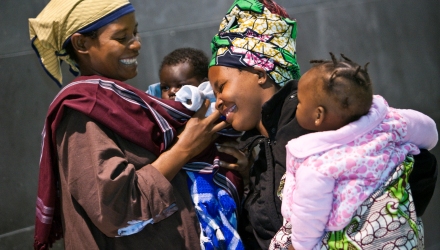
210;0;300;86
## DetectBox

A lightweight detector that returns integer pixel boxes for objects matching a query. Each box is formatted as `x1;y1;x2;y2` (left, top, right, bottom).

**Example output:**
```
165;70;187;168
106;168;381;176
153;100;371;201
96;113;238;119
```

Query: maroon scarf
34;76;194;249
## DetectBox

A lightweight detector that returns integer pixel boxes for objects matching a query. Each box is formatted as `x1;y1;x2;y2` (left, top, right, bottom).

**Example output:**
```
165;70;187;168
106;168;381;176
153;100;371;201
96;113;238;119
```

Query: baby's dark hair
311;52;373;124
159;47;209;80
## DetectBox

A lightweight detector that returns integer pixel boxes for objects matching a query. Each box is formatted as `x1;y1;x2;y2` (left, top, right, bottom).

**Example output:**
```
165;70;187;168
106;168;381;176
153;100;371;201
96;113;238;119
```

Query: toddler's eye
161;86;170;92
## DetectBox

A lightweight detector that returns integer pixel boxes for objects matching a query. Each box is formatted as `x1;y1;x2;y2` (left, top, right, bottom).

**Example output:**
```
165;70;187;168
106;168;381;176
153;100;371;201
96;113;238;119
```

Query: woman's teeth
225;105;236;118
120;58;137;65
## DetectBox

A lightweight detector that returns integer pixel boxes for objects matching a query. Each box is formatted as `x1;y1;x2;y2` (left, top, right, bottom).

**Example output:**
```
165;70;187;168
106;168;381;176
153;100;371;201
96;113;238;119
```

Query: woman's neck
256;80;280;138
256;119;269;137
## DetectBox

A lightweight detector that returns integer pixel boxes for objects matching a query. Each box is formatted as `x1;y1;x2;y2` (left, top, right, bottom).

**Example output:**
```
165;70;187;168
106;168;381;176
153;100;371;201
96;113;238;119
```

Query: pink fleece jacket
281;95;438;250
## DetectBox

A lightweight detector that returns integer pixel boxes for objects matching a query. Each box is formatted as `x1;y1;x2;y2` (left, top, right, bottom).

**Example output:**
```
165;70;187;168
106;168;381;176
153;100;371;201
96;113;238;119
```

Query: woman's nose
130;35;141;51
215;97;223;110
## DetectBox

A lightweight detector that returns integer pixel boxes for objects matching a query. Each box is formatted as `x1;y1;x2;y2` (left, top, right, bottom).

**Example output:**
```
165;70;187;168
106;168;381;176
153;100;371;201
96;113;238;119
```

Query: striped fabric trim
149;97;191;121
36;197;54;215
36;198;54;225
39;127;46;165
36;208;53;225
53;78;181;150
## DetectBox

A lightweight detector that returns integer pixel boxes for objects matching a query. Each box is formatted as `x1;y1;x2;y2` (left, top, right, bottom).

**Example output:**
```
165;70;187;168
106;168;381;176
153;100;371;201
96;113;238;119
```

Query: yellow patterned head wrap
29;0;133;87
210;0;300;86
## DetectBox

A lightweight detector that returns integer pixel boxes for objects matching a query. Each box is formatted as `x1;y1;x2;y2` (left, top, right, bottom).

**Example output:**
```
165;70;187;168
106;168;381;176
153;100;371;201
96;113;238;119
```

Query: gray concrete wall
0;0;438;249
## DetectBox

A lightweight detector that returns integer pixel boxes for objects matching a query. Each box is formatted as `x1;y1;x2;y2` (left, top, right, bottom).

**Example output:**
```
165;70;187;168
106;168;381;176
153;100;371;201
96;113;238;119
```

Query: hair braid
310;52;371;89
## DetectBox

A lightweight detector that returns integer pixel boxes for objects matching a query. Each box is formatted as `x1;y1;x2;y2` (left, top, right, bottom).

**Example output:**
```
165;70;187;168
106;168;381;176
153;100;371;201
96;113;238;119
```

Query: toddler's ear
314;106;325;127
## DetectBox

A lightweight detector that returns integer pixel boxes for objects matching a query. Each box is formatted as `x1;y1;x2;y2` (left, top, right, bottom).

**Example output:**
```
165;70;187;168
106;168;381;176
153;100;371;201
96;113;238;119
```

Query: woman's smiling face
209;66;275;132
85;12;141;81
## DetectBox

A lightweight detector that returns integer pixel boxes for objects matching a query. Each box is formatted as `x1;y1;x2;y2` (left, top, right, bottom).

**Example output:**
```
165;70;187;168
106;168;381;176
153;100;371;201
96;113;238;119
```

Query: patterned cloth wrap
270;156;424;250
184;161;245;250
210;0;300;87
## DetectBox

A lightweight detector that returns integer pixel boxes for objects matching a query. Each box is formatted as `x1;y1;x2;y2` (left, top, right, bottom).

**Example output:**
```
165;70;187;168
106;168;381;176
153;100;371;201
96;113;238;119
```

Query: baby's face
296;69;322;131
159;62;202;100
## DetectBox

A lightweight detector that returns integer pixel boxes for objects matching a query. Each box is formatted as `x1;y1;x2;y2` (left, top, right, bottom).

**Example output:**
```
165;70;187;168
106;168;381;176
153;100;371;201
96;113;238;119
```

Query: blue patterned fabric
184;162;244;250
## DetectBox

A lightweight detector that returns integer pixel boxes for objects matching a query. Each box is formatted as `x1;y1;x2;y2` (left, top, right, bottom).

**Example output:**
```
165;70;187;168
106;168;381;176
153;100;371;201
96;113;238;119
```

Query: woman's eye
115;37;127;42
219;83;225;93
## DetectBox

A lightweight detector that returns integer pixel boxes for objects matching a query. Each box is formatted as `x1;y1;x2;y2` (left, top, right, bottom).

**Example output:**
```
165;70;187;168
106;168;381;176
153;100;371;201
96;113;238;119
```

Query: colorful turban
29;0;134;87
210;0;300;86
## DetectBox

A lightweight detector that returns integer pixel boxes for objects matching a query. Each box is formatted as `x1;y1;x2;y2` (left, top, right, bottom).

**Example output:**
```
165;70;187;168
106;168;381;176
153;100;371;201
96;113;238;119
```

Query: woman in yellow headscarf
30;1;227;249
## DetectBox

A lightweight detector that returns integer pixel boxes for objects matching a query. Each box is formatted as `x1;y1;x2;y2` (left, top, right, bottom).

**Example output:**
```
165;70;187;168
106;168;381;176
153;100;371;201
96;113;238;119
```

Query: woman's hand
175;100;228;158
152;100;229;180
215;140;252;186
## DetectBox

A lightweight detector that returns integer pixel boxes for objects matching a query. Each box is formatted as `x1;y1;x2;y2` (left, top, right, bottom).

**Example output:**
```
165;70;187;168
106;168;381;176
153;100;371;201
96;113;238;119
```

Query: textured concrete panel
292;0;440;116
131;0;230;32
0;0;439;249
0;54;59;234
0;0;49;56
129;25;217;90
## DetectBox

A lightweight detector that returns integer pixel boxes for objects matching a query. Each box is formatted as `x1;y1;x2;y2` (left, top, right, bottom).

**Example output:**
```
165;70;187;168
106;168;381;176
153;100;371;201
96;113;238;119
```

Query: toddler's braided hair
311;52;373;124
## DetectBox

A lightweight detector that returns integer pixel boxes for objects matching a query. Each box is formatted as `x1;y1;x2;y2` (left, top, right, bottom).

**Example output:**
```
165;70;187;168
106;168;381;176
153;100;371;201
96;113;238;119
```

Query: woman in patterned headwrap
30;0;228;249
208;0;438;249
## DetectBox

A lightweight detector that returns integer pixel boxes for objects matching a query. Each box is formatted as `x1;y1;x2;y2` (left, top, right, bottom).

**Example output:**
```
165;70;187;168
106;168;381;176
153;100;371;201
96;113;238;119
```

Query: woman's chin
230;120;254;132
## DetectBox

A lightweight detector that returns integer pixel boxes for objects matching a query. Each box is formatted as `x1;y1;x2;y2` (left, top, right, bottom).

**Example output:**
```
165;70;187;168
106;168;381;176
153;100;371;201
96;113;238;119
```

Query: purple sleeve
398;109;438;150
289;167;335;250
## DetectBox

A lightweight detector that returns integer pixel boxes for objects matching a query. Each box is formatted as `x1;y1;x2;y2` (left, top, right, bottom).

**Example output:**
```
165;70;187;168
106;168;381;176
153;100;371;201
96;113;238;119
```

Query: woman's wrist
151;144;192;181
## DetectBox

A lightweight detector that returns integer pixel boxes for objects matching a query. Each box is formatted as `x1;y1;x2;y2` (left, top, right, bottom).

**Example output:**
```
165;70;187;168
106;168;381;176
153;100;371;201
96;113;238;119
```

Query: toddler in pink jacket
271;53;438;250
